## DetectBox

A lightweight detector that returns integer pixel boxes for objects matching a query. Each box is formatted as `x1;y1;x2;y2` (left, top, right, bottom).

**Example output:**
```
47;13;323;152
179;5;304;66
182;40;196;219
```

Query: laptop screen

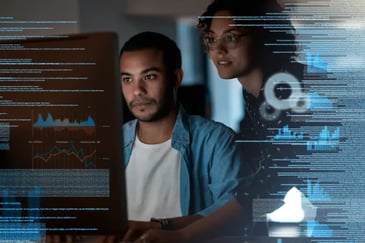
0;32;127;239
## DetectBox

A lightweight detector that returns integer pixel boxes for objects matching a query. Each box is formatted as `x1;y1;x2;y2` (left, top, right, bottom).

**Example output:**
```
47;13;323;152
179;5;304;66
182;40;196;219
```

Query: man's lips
130;100;153;108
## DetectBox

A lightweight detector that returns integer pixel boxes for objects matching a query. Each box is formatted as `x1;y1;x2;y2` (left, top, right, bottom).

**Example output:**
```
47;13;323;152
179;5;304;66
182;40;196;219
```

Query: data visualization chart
32;113;98;169
0;32;127;239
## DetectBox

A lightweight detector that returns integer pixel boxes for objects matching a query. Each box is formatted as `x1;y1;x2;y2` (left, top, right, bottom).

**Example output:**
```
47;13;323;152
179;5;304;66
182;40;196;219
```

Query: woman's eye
203;35;215;45
225;34;237;42
206;37;215;44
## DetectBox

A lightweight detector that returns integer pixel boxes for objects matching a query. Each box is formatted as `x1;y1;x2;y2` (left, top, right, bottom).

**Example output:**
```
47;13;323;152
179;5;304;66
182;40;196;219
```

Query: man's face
120;48;175;122
207;10;255;80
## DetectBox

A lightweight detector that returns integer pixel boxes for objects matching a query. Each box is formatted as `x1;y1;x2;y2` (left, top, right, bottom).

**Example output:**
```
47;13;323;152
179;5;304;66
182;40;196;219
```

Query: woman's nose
211;39;228;54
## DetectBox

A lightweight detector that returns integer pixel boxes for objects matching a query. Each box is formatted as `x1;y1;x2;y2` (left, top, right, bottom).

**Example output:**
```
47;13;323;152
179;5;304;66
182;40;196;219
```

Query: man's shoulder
123;119;137;128
122;119;137;140
186;114;235;136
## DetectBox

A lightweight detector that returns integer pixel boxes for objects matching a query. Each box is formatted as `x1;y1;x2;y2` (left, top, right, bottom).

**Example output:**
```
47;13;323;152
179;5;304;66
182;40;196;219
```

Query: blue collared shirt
123;107;243;216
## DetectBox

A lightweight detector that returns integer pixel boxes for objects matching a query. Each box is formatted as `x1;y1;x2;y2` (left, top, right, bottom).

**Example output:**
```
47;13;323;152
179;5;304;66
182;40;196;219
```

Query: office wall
78;0;177;48
0;0;177;47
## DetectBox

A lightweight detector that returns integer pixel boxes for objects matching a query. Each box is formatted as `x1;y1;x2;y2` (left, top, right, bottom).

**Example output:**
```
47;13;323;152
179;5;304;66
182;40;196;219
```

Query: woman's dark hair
120;31;182;77
198;0;298;73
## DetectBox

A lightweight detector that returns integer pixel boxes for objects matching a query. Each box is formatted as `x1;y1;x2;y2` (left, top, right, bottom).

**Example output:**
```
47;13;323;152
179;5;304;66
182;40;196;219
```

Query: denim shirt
123;107;242;217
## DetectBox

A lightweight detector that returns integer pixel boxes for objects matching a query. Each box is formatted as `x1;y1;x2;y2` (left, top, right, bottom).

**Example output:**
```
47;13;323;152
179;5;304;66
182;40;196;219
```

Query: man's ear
174;68;183;88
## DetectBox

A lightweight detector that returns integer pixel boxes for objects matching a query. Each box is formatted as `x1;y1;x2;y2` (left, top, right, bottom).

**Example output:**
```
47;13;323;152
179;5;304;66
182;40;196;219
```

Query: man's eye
122;77;133;83
144;74;157;80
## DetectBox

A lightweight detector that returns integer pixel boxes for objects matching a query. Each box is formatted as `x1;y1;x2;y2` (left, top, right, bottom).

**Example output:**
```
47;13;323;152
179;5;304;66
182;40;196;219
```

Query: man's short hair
120;31;182;76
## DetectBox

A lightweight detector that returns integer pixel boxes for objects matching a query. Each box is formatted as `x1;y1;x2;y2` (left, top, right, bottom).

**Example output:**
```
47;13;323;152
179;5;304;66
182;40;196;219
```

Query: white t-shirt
126;136;182;221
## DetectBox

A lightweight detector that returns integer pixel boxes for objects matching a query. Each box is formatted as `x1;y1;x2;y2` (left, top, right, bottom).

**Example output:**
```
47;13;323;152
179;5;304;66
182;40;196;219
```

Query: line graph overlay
32;140;97;169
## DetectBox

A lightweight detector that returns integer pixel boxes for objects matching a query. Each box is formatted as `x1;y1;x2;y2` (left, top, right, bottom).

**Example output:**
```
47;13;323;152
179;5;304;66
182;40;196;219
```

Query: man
119;31;245;242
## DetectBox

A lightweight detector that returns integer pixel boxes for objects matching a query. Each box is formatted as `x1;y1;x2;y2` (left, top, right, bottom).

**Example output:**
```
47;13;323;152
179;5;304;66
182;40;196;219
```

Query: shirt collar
171;105;190;145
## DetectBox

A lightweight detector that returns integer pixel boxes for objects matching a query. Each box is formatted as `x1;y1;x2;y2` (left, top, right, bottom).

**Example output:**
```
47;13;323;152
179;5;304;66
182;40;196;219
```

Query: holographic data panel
0;32;126;237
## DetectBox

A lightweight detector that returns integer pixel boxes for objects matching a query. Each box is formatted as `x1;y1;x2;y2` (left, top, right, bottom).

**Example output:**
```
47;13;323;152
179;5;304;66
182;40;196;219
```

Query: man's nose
133;79;146;96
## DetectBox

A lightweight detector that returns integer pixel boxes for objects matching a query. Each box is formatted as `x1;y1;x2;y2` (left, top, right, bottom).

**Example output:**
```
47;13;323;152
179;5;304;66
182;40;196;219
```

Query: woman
198;0;308;200
198;0;333;238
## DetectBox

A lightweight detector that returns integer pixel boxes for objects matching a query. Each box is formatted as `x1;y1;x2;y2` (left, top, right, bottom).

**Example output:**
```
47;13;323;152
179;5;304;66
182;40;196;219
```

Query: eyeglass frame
201;30;251;51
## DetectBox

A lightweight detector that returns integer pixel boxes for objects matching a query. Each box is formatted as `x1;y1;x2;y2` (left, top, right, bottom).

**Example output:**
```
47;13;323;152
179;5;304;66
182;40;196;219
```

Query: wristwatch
150;218;171;230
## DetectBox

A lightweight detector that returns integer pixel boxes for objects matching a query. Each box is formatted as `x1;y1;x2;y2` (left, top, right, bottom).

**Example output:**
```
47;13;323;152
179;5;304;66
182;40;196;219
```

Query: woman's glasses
202;31;250;51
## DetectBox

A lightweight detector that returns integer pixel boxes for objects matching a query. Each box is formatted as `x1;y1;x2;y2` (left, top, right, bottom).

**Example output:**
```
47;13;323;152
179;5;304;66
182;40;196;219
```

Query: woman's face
206;10;256;80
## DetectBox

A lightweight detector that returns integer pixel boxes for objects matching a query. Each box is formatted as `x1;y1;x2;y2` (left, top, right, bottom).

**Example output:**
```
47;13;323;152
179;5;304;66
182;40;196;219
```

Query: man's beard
129;95;175;122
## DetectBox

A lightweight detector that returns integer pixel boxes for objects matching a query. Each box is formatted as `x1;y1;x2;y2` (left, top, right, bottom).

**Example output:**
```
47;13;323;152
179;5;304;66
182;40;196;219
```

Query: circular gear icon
291;92;309;113
264;72;301;110
259;101;281;121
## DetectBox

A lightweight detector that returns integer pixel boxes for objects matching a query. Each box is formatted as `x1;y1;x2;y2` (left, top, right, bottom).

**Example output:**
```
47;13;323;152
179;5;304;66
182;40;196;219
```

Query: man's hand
121;221;160;242
132;228;189;243
45;235;116;243
45;235;83;243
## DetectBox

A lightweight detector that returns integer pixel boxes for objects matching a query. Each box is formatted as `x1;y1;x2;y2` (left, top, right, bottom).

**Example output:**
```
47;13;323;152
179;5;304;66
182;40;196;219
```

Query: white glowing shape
338;20;364;30
266;187;305;223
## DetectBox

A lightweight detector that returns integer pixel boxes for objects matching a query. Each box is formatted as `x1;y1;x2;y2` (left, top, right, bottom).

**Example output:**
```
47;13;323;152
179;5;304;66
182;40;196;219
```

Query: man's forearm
179;199;246;241
155;214;203;230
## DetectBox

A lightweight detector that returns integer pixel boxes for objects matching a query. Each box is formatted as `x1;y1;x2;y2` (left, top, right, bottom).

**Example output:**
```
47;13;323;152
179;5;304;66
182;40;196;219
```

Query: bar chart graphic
306;126;340;151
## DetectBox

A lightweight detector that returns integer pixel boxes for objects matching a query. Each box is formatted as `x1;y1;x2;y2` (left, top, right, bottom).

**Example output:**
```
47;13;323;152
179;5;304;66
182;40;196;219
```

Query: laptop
0;32;127;240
